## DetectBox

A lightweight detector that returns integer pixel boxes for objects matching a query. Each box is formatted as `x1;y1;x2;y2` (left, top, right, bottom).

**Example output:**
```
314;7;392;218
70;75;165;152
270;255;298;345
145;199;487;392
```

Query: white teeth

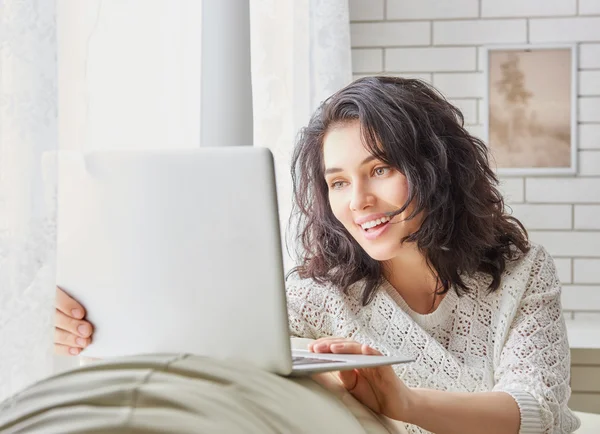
360;216;390;230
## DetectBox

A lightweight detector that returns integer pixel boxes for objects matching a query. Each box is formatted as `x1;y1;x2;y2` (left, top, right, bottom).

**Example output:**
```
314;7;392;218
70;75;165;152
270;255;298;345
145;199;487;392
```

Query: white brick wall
385;47;476;72
580;124;600;149
352;48;383;73
507;204;572;229
575;205;600;229
349;1;600;315
481;0;576;18
351;22;430;47
562;286;600;311
499;178;524;203
580;97;600;122
580;71;600;95
387;0;478;20
580;0;600;16
448;98;477;125
526;178;600;203
530;231;600;257
530;17;600;43
574;259;600;283
348;0;384;21
434;19;527;45
433;72;484;98
554;258;573;284
580;150;600;175
580;44;600;69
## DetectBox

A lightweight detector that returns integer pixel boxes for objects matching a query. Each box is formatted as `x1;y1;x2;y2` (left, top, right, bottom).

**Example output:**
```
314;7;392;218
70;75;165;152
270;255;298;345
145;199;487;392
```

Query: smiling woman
287;76;581;433
291;76;529;307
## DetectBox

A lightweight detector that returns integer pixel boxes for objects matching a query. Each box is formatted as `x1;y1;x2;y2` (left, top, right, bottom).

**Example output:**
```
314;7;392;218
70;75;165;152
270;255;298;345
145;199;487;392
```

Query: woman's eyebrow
324;155;377;175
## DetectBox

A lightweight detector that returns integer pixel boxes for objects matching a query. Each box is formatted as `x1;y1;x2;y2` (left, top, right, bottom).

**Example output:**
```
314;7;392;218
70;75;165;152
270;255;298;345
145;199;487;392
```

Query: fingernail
78;325;90;336
76;338;87;347
69;347;80;355
71;309;83;319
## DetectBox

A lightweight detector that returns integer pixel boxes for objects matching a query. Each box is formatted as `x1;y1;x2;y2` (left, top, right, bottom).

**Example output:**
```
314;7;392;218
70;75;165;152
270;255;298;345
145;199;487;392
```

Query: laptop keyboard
292;356;346;366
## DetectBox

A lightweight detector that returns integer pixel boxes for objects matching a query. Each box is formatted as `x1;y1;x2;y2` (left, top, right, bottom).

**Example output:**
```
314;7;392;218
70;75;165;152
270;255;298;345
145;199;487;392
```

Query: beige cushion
1;350;407;434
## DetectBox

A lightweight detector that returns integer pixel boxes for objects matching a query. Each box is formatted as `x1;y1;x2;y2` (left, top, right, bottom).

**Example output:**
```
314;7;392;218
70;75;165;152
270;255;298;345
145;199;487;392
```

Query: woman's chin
362;246;398;262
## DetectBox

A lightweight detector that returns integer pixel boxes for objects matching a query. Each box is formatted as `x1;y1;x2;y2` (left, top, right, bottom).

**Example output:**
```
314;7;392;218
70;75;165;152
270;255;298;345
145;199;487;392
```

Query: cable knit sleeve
492;246;580;434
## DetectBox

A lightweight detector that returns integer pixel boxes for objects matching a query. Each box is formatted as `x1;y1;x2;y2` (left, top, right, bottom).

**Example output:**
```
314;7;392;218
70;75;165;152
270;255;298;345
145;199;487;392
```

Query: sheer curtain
0;0;58;400
0;0;351;401
250;0;351;269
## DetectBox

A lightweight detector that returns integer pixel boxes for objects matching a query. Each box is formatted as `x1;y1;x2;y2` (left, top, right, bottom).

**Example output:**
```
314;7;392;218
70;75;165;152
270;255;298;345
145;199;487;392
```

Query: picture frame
482;44;578;176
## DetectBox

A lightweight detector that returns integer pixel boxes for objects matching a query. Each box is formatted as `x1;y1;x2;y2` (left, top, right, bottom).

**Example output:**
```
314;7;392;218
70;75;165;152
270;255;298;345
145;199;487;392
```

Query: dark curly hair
289;76;529;306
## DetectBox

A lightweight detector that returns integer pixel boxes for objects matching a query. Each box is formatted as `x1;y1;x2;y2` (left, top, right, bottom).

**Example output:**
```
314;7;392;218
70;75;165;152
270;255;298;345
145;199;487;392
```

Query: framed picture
482;44;577;176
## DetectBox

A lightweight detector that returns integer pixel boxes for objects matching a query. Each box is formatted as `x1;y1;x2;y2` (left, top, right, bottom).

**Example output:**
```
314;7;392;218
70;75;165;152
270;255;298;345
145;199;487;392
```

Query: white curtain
0;0;58;400
250;0;352;269
0;0;351;401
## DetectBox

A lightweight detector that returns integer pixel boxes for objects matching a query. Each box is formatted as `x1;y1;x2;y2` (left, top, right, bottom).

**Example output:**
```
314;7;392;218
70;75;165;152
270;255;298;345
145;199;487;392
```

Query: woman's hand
309;337;414;422
54;286;94;356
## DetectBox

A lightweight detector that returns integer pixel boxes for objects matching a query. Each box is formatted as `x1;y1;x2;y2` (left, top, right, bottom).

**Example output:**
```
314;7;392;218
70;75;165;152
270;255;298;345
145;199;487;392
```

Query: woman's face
322;121;421;261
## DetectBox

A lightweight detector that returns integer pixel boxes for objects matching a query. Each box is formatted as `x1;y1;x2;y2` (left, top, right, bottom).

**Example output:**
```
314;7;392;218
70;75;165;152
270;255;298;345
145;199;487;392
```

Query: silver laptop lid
56;147;292;374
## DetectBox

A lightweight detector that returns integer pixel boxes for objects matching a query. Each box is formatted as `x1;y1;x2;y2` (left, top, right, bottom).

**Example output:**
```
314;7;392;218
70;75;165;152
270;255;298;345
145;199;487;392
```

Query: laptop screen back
56;147;292;373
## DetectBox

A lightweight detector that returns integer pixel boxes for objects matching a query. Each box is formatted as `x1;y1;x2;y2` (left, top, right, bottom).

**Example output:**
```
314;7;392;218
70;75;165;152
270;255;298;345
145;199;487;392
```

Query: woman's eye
374;166;390;176
330;180;346;190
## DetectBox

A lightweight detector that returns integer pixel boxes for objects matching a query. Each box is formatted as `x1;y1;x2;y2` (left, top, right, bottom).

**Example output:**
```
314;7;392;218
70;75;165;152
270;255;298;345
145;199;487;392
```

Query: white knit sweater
286;244;581;434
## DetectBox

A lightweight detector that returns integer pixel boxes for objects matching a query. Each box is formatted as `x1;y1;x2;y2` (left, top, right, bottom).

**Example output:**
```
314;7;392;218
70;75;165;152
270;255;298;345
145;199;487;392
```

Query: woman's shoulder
501;242;561;296
505;242;554;276
462;243;560;320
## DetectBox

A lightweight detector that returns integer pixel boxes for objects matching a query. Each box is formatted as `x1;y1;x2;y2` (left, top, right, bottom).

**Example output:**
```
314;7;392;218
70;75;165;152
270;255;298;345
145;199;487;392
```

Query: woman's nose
349;183;373;211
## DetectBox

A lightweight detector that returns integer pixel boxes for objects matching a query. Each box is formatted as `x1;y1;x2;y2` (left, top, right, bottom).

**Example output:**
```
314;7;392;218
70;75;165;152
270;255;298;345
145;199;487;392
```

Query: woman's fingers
309;337;349;352
310;337;382;356
55;286;86;319
54;309;93;356
360;344;382;356
338;369;360;391
330;341;364;354
54;327;91;349
54;287;94;357
55;309;93;338
54;343;82;356
330;342;382;356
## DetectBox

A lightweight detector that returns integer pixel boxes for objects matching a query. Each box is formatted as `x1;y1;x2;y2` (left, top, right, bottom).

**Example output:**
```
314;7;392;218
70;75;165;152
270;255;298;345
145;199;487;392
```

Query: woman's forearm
405;388;521;434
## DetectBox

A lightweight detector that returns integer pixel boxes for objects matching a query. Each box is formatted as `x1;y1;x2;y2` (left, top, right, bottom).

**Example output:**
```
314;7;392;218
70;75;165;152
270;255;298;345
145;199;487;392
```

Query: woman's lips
361;220;391;240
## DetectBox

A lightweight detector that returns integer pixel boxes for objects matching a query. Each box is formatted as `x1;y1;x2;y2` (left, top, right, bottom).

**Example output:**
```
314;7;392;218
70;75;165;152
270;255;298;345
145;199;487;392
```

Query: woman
55;77;580;433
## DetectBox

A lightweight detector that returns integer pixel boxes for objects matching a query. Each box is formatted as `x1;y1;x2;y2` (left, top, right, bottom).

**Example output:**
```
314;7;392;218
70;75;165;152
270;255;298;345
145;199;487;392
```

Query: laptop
56;147;413;375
